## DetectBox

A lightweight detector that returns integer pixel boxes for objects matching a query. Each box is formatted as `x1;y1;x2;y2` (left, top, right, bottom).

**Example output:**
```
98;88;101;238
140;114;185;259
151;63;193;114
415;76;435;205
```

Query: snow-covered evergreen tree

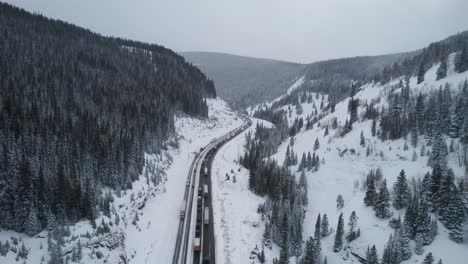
314;214;321;240
416;199;433;245
436;57;448;80
399;226;412;261
371;118;377;137
360;131;365;147
336;194;344;210
428;133;448;171
415;233;424;255
417;63;425;84
393;170;410;209
347;211;359;242
364;177;377;206
366;245;379;264
333;213;344;252
320;214;330;238
314;138;320;151
374;179;391;218
456;46;468;73
422;252;435;264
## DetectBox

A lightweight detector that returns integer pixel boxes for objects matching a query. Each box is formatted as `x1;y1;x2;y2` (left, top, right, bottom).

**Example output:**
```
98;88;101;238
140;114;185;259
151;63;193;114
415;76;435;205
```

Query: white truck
194;237;201;252
203;184;208;197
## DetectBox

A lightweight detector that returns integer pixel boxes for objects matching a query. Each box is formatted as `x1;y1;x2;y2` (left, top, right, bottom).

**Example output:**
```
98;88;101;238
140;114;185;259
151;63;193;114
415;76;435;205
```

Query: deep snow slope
268;56;468;263
0;98;243;264
227;54;468;263
210;117;272;264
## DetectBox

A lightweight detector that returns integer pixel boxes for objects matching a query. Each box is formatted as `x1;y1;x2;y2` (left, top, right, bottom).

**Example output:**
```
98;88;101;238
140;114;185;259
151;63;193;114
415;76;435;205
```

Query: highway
173;117;252;264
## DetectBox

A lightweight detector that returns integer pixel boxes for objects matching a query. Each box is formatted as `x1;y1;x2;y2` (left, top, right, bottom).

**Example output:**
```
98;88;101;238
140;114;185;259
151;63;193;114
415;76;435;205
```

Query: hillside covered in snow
0;98;244;264
217;44;468;264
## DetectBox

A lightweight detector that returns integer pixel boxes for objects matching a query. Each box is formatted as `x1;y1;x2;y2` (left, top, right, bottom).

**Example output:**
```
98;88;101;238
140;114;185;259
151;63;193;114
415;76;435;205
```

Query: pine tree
333;213;344;252
449;97;464;138
314;214;321;240
456;46;468;73
429;165;443;210
428;133;448;171
415;92;425;134
366;245;379;264
381;234;394;264
417;63;425;84
259;247;265;263
314;138;320;151
284;145;291;167
364;177;377;206
332;117;338;129
445;186;465;243
404;194;418;239
263;221;272;249
360;131;365;147
320;214;330;238
416;199;432;245
429;218;438;243
400;226;412;261
14;158;35;233
374;179;391;218
393;170;410;209
24;207;40;236
299;169;307;188
461;114;468;169
298;153;307;172
278;214;290;264
422;252;435;264
371;118;377;137
415;233;424;255
392;232;403;264
303;237;313;264
336;194;344;210
438;172;455;221
411;126;418;147
347;211;359;242
249;171;256;192
436;57;448;80
324;125;329;136
366;145;372;157
349;98;358;125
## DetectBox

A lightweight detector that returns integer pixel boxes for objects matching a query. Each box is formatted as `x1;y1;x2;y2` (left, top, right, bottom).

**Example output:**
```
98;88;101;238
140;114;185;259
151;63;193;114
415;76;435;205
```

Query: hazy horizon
5;0;468;63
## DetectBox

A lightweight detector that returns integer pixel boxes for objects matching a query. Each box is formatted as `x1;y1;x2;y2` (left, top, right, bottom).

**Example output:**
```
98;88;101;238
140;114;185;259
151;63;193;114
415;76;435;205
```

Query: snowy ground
0;98;244;264
214;54;468;264
210;117;275;264
263;56;468;263
124;98;243;264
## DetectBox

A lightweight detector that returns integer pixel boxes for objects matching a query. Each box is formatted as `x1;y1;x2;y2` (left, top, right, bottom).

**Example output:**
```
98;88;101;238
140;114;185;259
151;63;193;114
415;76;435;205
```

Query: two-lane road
173;117;252;264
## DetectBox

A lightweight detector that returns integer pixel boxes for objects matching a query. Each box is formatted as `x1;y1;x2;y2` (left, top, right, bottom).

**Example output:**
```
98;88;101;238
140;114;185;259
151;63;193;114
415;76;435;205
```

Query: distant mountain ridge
182;50;418;110
182;51;306;109
185;31;468;110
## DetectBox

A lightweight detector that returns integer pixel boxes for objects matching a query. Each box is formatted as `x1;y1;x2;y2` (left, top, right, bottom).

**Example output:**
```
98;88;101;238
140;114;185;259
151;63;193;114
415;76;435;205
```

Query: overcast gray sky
6;0;468;63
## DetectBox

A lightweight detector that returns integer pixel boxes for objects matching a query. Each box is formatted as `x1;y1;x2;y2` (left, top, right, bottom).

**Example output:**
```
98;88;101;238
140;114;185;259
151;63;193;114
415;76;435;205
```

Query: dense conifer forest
0;3;216;235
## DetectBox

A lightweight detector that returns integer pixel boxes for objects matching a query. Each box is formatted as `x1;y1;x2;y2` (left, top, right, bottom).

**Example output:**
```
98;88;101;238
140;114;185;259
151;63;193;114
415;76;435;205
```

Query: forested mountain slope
237;33;468;264
0;2;215;235
181;51;306;109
